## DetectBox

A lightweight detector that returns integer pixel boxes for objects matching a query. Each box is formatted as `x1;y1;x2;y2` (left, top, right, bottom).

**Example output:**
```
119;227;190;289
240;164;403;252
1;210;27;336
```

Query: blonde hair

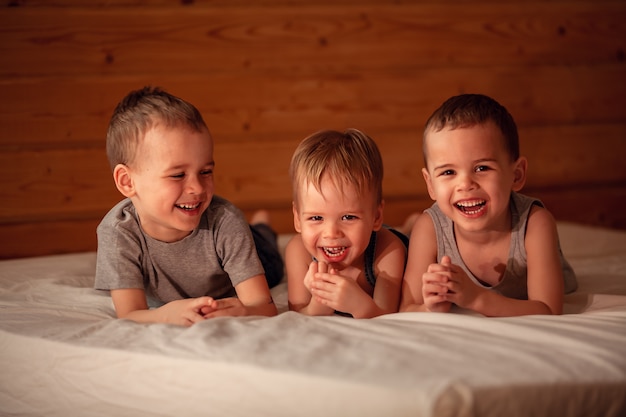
106;86;208;171
289;128;384;207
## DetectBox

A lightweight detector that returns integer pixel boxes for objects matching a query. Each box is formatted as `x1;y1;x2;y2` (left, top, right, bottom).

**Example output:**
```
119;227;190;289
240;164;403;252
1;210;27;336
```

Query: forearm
244;300;278;317
295;298;335;316
471;291;557;317
117;306;167;324
351;300;391;319
400;302;431;313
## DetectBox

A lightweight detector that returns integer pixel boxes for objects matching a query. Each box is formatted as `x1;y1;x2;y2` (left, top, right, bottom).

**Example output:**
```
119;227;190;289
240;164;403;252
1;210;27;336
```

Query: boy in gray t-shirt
95;86;282;326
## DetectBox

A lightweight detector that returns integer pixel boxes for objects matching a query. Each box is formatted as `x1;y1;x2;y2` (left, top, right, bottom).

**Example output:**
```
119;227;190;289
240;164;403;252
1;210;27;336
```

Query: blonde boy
286;129;408;318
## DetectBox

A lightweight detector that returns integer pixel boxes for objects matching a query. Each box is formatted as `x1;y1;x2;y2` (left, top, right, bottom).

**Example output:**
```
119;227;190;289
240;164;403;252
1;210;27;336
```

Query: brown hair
106;86;208;170
423;94;520;165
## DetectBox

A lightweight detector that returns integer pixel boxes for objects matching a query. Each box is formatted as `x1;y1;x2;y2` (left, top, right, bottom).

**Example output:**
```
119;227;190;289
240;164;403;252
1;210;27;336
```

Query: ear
292;201;302;233
422;167;436;201
372;200;384;231
511;156;527;192
113;164;136;198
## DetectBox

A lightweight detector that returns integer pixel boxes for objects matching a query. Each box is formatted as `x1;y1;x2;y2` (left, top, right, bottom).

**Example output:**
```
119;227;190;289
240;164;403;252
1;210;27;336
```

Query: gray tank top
425;192;577;300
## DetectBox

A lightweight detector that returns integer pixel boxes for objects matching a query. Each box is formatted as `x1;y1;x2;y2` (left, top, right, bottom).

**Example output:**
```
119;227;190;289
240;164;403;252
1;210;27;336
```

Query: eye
475;165;491;172
308;215;323;222
200;169;213;176
342;214;358;221
170;172;185;179
438;169;455;177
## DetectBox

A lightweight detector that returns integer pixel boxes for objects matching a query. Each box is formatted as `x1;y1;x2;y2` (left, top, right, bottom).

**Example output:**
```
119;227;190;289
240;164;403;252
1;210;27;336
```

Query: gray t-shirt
95;195;264;303
425;192;577;300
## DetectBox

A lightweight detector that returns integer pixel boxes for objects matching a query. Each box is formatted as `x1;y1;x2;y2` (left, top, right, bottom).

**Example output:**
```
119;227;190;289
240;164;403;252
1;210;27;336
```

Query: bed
1;222;625;417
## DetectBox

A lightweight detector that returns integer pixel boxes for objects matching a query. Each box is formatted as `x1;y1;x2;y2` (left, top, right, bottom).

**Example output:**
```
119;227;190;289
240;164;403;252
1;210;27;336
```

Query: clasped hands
304;259;368;314
422;255;486;312
158;296;247;327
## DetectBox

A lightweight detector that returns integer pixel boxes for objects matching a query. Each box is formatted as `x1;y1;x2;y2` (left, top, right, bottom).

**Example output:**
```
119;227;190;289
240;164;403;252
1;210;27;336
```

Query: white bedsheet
1;223;625;417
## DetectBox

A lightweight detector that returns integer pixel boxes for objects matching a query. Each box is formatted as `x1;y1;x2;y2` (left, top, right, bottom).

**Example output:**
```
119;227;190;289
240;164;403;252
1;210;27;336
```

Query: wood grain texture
0;0;625;258
1;4;625;77
1;66;626;148
2;124;624;221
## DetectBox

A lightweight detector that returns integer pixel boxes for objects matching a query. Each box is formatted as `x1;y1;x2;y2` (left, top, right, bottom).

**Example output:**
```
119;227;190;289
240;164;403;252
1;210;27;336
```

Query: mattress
1;222;625;417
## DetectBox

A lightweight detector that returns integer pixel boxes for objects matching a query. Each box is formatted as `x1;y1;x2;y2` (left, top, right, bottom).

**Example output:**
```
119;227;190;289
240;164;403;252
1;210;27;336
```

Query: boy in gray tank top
401;94;577;317
95;87;282;326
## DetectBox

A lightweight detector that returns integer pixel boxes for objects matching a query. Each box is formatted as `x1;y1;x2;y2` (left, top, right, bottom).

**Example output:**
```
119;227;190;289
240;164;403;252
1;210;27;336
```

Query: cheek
356;225;375;246
300;237;318;256
299;226;319;247
205;178;215;193
299;224;314;239
427;179;444;198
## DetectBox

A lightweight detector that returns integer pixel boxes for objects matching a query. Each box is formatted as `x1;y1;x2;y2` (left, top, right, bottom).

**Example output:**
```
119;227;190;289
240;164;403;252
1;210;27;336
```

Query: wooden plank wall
1;0;625;259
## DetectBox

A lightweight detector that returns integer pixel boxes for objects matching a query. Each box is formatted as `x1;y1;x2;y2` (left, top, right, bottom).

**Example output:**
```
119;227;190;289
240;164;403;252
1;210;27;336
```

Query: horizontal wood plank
1;66;625;149
1;124;625;225
0;218;101;259
1;3;624;78
7;0;624;7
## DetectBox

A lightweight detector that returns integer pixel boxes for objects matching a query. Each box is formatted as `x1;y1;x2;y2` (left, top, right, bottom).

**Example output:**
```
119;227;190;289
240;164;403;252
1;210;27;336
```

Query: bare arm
209;274;278;317
437;207;564;316
400;213;451;312
111;288;213;326
478;206;564;315
308;229;406;318
364;228;406;317
285;234;335;316
524;207;564;314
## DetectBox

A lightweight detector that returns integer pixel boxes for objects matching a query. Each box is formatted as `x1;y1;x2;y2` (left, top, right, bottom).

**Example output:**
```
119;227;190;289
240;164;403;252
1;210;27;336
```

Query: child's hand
421;256;453;313
310;266;369;314
303;260;320;292
439;256;486;310
158;297;216;326
202;297;247;318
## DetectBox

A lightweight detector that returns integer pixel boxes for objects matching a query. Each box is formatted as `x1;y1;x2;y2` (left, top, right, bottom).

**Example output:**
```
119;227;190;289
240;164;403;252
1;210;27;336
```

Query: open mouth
455;200;486;215
175;202;202;211
323;246;347;258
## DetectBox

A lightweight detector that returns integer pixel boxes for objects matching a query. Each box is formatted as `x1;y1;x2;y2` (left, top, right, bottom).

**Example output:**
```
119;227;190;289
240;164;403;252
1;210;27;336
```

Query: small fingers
314;271;339;285
183;311;207;325
211;297;239;311
191;296;216;309
423;271;450;286
317;260;329;274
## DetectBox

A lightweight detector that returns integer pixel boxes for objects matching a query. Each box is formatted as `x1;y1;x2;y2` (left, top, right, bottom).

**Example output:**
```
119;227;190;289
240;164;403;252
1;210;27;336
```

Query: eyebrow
167;161;215;171
432;163;453;172
432;158;498;172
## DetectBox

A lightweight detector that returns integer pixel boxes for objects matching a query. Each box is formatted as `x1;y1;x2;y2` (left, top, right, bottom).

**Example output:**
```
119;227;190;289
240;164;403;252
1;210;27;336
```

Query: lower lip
457;205;486;218
321;248;348;263
177;206;203;216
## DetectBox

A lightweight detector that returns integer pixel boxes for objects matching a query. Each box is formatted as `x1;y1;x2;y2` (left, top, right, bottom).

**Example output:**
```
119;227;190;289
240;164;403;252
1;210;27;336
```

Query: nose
456;171;477;191
323;220;343;239
186;174;205;195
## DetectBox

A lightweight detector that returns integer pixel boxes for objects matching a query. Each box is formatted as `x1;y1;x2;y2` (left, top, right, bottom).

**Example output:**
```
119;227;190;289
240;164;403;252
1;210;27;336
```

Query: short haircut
106;86;208;171
289;128;384;207
423;94;520;165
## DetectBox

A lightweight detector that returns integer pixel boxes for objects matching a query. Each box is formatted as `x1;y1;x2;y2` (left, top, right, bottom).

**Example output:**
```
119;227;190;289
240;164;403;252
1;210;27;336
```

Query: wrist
305;298;334;316
469;289;490;314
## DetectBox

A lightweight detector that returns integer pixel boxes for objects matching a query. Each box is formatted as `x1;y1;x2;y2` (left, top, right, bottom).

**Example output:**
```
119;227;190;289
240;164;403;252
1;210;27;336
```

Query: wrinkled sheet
1;223;625;417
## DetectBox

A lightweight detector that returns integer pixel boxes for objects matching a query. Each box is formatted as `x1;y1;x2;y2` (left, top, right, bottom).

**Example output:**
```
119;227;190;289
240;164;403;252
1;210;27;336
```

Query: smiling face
422;121;526;232
293;175;383;269
116;124;215;242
